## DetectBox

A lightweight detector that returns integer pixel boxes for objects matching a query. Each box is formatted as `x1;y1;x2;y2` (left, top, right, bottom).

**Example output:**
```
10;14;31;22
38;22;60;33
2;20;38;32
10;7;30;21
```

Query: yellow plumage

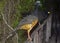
20;19;38;30
20;24;32;30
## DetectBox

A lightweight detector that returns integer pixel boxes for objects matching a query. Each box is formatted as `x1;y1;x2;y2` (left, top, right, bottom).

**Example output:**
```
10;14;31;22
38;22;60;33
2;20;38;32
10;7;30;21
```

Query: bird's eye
48;11;51;14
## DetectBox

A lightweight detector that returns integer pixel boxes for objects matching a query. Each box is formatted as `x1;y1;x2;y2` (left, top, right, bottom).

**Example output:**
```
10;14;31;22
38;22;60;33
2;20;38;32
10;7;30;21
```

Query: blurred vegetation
0;0;45;43
0;0;5;10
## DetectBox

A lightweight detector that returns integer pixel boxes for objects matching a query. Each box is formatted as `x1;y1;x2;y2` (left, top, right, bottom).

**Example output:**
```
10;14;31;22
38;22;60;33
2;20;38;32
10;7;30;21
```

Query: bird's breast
20;19;38;30
20;24;32;30
31;19;38;28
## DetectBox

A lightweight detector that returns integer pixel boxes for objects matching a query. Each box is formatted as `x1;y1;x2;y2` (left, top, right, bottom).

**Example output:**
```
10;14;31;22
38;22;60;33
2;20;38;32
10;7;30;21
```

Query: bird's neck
32;7;39;17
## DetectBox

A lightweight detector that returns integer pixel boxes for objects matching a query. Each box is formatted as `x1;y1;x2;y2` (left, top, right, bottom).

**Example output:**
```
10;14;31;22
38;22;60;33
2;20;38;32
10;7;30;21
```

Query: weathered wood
33;32;39;43
45;15;52;42
49;35;56;43
38;27;43;43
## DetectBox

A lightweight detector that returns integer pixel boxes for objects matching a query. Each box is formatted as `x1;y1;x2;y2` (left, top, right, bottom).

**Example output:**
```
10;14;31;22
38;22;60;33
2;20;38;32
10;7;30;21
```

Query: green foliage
11;13;22;28
0;14;2;22
0;0;5;22
18;30;27;43
17;0;35;13
39;0;46;10
0;0;5;11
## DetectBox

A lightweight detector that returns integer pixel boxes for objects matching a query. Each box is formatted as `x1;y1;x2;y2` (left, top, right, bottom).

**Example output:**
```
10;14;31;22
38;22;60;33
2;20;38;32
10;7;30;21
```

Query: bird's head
35;1;41;7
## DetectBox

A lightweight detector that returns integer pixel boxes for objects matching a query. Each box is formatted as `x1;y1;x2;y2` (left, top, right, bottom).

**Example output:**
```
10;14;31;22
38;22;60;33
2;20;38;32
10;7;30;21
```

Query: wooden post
45;15;52;42
33;32;39;43
38;28;43;43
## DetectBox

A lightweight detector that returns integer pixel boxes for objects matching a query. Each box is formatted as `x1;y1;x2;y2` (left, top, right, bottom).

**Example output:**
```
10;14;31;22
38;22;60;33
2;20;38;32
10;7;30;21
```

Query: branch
1;11;17;40
1;12;14;30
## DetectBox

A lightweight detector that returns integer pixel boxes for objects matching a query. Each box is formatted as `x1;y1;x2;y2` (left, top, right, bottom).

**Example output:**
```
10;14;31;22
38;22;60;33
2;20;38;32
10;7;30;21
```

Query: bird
16;1;40;41
19;1;41;41
16;15;39;41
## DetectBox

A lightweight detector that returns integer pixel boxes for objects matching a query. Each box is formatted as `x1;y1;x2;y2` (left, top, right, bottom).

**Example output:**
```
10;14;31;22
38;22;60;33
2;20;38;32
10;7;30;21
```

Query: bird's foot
27;37;32;41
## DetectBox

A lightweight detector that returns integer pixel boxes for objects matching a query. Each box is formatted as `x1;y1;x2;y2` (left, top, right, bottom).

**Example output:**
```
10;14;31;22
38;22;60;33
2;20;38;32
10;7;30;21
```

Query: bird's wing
19;15;38;26
15;15;38;30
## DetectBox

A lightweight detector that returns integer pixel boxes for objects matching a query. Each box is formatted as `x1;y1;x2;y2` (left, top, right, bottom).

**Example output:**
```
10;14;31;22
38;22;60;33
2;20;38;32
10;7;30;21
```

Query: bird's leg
27;27;32;41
